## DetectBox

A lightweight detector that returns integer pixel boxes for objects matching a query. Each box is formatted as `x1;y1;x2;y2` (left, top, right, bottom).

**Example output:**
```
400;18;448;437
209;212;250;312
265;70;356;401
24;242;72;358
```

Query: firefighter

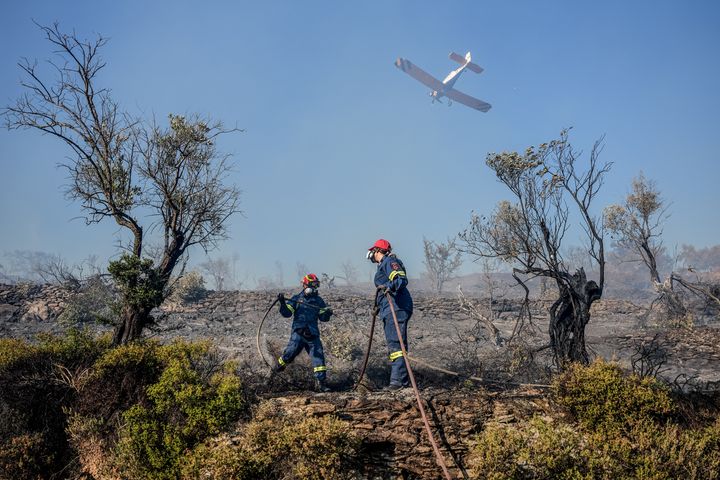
274;273;333;392
367;239;413;389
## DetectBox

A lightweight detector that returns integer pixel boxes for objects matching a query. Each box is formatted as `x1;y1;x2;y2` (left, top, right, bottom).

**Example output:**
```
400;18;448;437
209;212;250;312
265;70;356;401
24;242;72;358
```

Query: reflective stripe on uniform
285;303;295;314
278;357;286;366
313;365;327;372
318;308;327;314
389;351;404;361
388;270;406;281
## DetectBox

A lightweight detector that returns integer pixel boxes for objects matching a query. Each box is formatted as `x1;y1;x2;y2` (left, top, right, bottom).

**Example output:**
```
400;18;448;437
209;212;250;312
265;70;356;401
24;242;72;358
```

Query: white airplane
394;52;491;112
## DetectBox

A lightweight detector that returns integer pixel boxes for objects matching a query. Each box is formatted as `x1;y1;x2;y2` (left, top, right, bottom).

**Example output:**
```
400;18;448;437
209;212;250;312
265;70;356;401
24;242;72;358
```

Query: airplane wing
445;88;492;112
394;58;444;91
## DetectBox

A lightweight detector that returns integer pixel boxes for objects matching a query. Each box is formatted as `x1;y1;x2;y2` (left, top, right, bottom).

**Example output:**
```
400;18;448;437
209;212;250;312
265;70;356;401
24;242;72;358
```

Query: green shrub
469;417;587;480
57;274;118;326
112;340;245;480
0;432;54;480
36;328;112;368
469;416;720;480
182;405;359;480
469;362;719;480
0;330;112;479
181;435;271;480
0;338;35;371
552;359;676;432
77;340;163;418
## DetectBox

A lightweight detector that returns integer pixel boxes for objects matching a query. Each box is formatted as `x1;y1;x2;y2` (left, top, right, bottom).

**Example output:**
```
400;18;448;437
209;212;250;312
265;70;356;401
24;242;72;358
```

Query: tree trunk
112;305;153;345
549;269;602;367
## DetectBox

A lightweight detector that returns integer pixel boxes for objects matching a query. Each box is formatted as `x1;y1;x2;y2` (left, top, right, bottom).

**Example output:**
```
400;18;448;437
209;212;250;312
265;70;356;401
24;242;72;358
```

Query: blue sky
1;1;719;286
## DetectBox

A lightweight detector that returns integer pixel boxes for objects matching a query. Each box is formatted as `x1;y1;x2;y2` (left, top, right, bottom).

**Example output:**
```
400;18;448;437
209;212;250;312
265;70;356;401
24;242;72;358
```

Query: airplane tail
449;51;484;74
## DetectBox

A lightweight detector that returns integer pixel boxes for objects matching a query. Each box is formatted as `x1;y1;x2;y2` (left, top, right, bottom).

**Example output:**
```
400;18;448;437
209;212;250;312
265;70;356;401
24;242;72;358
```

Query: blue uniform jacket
374;254;413;317
279;291;331;337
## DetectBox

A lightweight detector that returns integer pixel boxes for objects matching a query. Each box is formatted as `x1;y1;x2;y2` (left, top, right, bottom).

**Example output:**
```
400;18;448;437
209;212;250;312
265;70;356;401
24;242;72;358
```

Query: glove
319;307;333;322
378;285;391;295
277;293;286;303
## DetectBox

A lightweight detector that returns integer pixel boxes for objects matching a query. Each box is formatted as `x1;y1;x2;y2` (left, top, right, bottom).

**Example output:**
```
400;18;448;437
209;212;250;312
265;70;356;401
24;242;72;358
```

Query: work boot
315;379;332;393
384;382;410;391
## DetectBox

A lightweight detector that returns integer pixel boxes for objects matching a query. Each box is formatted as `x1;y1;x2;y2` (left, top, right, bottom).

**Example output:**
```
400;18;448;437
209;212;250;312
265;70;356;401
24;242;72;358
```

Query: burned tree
3;24;241;344
604;173;668;286
460;130;610;366
422;236;463;294
605;174;719;323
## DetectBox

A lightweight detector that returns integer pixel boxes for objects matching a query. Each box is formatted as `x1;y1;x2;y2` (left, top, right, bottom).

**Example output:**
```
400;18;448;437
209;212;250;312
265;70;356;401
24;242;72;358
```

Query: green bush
552;359;676;432
57;274;118;325
112;340;245;480
0;330;112;480
469;416;720;480
181;404;360;480
469;362;720;480
0;432;54;480
469;417;587;480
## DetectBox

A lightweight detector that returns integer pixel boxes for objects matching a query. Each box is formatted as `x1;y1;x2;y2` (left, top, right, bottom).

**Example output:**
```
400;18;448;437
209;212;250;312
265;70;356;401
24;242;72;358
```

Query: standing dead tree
3;24;241;344
457;286;503;346
460;130;610;367
339;260;358;287
422;236;463;294
604;173;719;325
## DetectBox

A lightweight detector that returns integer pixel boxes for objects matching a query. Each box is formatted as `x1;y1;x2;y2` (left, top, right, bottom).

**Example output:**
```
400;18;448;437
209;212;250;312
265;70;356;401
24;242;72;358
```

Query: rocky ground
2;283;720;478
2;283;719;391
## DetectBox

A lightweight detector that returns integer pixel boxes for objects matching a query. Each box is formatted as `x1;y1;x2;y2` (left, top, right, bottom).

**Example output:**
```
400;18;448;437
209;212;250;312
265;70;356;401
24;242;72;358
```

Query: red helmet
368;238;392;252
302;273;320;288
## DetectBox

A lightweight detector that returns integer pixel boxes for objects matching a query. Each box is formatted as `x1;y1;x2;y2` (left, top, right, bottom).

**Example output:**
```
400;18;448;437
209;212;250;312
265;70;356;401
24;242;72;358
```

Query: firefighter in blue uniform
367;239;413;389
274;273;333;392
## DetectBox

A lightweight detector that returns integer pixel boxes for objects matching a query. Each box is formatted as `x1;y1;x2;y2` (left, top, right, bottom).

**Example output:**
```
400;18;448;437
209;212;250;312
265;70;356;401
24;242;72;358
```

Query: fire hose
383;291;453;480
256;292;550;480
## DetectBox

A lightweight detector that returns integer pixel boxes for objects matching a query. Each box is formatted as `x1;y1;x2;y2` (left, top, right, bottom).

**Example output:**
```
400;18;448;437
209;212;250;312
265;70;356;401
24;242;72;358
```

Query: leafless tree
200;256;231;291
33;253;82;289
200;254;243;290
274;261;284;288
630;333;670;378
457;285;503;346
423;236;463;294
339;260;358;286
296;262;309;280
460;130;610;367
3;24;241;344
321;273;336;289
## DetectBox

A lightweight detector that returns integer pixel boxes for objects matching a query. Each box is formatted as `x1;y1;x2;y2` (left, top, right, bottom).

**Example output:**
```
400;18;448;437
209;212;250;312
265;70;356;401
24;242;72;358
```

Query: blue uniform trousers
280;330;327;381
382;309;411;386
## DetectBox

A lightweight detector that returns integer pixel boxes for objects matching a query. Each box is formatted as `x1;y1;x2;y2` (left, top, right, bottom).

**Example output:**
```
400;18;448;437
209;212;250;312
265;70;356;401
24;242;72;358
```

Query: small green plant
182;401;360;480
108;254;166;310
552;359;676;432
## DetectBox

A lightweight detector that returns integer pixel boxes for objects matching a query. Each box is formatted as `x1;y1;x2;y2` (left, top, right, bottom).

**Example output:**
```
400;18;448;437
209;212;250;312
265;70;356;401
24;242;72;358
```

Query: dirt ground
2;287;719;393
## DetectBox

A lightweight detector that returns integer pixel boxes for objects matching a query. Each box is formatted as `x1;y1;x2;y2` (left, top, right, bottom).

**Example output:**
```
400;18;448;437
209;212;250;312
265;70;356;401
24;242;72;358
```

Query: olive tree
604;173;667;285
605;174;719;322
460;130;610;366
3;24;241;344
